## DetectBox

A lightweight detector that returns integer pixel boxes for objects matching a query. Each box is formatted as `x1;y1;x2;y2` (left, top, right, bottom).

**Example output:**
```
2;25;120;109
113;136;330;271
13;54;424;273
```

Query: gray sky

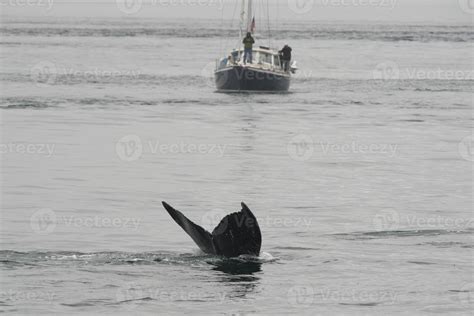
1;0;472;23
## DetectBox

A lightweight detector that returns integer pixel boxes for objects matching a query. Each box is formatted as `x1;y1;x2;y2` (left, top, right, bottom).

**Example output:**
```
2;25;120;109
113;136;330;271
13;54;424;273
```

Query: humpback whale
162;201;261;258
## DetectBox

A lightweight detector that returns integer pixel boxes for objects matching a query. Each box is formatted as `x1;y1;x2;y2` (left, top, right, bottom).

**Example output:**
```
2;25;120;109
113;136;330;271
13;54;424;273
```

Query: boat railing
215;49;295;74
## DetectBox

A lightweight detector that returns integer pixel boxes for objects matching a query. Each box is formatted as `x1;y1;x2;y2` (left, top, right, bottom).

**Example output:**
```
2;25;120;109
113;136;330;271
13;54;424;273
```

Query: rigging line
239;0;245;40
228;0;239;54
257;0;260;42
227;1;233;53
276;0;280;45
260;0;264;45
219;0;225;58
259;0;264;44
260;0;264;46
237;0;245;49
233;0;242;51
267;0;271;48
261;0;265;45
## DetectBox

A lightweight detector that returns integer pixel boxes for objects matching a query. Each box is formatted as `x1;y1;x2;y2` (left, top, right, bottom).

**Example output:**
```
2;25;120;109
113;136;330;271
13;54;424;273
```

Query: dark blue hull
215;66;290;92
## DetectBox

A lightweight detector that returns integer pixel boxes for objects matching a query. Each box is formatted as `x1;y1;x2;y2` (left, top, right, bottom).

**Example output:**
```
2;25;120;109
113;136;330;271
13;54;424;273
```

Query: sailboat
214;0;296;92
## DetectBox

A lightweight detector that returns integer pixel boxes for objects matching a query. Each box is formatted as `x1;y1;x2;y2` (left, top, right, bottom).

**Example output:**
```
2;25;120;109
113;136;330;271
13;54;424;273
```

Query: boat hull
215;66;290;92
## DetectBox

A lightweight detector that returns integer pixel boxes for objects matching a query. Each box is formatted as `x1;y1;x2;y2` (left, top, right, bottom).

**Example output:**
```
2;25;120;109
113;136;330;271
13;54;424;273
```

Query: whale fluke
162;201;261;258
162;201;215;254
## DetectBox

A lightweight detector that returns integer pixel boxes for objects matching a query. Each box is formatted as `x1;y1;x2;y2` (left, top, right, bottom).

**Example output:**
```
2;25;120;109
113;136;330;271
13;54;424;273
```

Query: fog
2;0;471;24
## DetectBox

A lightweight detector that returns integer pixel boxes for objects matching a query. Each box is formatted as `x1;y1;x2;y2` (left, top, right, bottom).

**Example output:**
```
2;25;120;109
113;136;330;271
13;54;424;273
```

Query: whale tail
161;201;216;254
162;201;262;258
211;202;261;257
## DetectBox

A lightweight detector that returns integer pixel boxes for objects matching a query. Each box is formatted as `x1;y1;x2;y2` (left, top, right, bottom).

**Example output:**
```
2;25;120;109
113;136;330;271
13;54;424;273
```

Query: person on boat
243;32;255;65
220;56;229;68
279;44;292;72
231;50;239;64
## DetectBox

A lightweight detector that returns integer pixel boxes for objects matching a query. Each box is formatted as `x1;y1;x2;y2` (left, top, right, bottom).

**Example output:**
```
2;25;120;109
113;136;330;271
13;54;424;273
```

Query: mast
247;0;253;33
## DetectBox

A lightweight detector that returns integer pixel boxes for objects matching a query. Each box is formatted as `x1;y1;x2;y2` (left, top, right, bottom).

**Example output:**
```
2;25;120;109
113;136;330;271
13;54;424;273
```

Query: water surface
1;17;473;315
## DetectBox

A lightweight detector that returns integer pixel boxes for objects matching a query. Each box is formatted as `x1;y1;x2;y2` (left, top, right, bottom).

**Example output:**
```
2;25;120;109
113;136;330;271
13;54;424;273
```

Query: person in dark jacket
243;32;255;65
279;45;292;72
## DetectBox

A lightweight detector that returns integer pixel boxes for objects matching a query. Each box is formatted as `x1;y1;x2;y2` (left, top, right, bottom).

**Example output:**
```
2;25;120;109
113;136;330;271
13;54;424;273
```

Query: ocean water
1;16;473;315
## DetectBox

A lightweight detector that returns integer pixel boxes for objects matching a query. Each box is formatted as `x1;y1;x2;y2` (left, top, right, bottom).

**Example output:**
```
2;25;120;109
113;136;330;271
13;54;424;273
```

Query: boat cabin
217;46;285;72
